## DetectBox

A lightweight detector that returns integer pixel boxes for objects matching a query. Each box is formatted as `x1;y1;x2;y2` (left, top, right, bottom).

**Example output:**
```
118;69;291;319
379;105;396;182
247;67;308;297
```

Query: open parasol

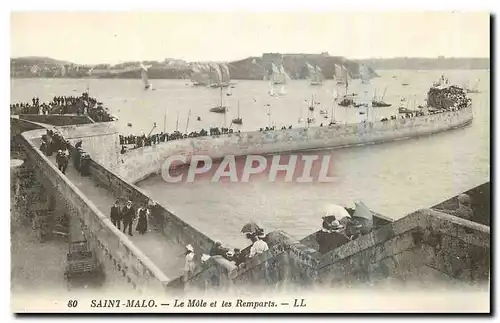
241;221;261;234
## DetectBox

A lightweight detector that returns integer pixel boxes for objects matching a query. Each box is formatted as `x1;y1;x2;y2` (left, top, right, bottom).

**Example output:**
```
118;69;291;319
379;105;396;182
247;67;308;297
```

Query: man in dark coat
121;200;136;236
316;219;349;254
110;199;121;230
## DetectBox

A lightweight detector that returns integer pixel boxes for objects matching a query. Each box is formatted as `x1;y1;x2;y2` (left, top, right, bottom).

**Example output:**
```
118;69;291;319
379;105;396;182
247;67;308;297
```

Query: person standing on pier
121;200;136;236
184;244;196;286
248;234;269;258
110;199;121;230
136;203;149;235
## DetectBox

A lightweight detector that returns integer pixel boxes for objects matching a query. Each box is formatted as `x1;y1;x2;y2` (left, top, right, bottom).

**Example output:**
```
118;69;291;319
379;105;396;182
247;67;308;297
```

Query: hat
348;218;362;228
329;220;344;231
226;250;234;257
186;244;194;252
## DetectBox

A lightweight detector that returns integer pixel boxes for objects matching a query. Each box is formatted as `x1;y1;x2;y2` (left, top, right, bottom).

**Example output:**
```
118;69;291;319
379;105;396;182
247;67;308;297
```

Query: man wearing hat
184;244;196;284
110;199;121;230
316;218;350;254
121;200;136;236
346;218;363;240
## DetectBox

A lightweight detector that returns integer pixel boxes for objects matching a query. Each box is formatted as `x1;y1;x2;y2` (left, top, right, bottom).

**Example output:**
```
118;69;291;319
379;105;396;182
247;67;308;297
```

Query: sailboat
334;64;346;85
209;87;227;113
330;91;338;125
338;76;362;108
269;63;288;85
466;78;480;93
219;63;231;88
372;87;391;107
190;63;211;86
398;95;418;114
232;101;242;124
278;84;286;96
359;64;371;84
268;80;277;97
307;63;323;86
208;63;229;88
140;63;152;90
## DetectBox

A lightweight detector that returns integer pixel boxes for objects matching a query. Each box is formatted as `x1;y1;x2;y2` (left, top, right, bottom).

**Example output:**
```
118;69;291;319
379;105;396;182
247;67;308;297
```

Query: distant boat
140;64;152;90
372;87;391;107
465;78;480;93
232;101;242;125
359;64;371;84
334;64;348;85
268;62;289;85
208;63;230;88
307;63;324;86
401;82;410;86
209;87;227;113
190;63;212;86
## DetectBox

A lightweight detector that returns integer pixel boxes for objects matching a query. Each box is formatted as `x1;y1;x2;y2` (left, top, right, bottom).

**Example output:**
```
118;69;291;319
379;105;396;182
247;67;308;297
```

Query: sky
10;11;490;64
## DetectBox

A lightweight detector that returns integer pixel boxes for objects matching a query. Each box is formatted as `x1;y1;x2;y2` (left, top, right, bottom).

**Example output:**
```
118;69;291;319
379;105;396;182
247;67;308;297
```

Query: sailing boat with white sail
190;63;211;86
140;63;152;90
307;63;324;86
359;64;371;84
465;78;480;93
269;63;288;85
334;64;346;85
209;87;227;113
232;101;242;124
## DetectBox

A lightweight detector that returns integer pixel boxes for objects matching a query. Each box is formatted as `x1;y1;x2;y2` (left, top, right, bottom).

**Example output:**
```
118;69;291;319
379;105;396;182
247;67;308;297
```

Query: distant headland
10;53;489;80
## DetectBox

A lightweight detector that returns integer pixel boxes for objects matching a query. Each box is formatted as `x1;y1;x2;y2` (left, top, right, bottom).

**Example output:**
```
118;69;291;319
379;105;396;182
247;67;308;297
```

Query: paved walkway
35;138;185;280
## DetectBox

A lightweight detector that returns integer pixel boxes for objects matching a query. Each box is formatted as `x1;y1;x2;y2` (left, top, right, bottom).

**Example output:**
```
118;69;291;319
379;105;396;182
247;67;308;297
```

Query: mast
163;107;167;133
176;111;179;132
185;109;191;133
267;105;272;128
237;101;240;118
220;87;223;107
382;87;388;101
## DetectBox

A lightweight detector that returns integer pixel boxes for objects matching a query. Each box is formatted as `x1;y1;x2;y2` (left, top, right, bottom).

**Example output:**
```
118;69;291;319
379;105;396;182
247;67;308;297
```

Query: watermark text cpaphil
160;153;336;183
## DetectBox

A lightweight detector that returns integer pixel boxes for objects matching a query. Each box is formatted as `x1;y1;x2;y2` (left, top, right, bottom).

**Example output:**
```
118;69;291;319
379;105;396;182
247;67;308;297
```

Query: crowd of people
10;92;115;122
380;86;471;123
180;224;271;283
427;85;471;111
39;129;92;177
120;127;243;152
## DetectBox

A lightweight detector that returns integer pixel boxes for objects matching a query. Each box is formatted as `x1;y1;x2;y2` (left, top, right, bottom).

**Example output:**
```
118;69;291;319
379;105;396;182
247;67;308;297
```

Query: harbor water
11;70;490;248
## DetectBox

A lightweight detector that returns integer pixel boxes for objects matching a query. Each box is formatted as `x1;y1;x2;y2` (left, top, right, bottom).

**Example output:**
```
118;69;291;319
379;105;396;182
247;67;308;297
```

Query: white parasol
324;204;351;221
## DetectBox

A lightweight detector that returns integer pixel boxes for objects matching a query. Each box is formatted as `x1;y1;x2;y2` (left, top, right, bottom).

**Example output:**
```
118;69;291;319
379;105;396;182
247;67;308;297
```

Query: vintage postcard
9;10;491;314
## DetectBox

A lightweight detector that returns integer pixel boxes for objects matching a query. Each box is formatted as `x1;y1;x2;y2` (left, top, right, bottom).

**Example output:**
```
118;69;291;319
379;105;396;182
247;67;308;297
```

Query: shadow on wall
431;182;490;226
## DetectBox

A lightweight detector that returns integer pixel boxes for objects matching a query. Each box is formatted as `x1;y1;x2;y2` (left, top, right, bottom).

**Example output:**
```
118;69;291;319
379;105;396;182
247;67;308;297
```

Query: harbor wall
116;106;473;184
17;114;95;126
56;122;120;169
18;127;171;294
